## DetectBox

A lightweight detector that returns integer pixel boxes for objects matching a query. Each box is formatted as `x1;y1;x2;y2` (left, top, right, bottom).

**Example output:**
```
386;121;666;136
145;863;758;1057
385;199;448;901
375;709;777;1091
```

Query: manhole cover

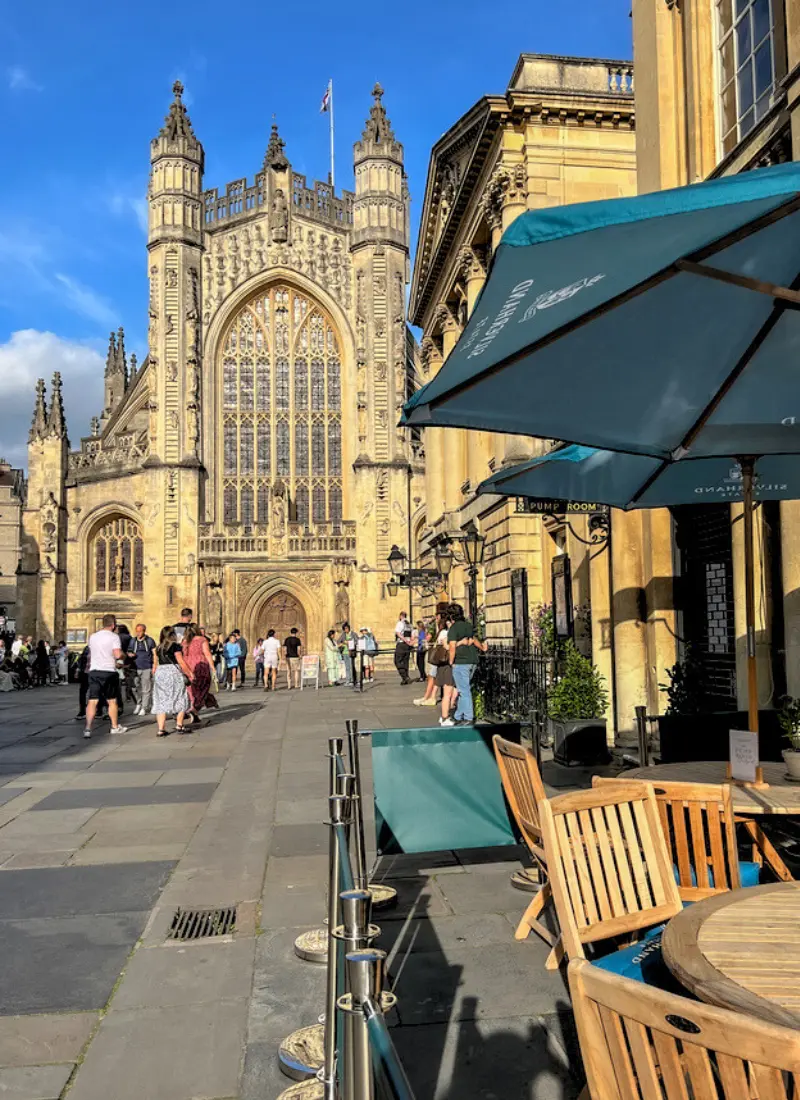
168;906;237;941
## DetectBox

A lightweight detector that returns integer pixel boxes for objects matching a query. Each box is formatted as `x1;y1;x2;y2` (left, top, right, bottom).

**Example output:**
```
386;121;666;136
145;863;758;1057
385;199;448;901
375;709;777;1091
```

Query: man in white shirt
262;629;281;692
84;614;127;740
394;612;409;642
11;635;22;658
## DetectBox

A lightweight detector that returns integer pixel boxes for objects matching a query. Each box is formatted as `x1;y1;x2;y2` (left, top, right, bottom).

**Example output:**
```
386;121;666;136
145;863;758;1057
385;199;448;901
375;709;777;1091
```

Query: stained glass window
295;485;309;526
219;286;343;526
295;420;309;475
276;420;290;476
241;485;254;526
257;423;270;475
313;485;326;524
91;517;144;595
240;421;254;475
312;422;326;474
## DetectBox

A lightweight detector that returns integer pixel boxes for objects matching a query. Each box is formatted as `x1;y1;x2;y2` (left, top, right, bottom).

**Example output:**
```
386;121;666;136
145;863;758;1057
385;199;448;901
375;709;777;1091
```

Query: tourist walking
34;641;50;687
284;627;302;689
209;633;226;683
128;624;155;716
415;620;428;682
360;627;377;682
183;623;218;722
253;638;265;687
393;622;413;685
235;631;249;685
324;629;342;686
83;615;127;739
173;608;193;643
152;626;194;736
262;629;281;691
224;633;241;690
56;641;69;684
447;603;485;726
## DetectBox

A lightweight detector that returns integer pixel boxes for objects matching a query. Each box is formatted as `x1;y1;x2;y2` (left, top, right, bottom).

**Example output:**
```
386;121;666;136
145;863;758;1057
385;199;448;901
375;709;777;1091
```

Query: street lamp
434;541;454;580
386;579;399;598
387;544;406;578
462;521;485;569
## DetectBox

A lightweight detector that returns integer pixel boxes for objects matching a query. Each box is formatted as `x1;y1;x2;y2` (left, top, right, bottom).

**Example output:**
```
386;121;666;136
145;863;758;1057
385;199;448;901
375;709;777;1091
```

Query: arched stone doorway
258;590;307;644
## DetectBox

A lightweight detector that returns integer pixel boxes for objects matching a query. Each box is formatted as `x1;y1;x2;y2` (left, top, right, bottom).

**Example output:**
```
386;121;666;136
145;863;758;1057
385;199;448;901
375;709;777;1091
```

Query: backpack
365;633;378;655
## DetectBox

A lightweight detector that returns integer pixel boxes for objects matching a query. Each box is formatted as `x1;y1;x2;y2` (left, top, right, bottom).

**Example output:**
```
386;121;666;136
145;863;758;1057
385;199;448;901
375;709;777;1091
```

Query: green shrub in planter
548;642;608;721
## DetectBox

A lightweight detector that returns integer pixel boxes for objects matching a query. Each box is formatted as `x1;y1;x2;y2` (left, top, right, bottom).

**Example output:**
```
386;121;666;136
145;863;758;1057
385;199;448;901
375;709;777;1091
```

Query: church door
259;591;307;646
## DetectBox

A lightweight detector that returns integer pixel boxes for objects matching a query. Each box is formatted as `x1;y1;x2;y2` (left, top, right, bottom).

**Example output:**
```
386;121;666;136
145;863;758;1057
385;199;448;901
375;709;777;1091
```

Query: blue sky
0;0;632;467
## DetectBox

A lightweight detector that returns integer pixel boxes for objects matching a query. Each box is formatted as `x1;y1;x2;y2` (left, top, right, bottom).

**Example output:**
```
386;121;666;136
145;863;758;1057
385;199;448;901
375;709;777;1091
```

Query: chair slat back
594;776;741;900
540;782;682;960
569;959;800;1100
492;735;546;861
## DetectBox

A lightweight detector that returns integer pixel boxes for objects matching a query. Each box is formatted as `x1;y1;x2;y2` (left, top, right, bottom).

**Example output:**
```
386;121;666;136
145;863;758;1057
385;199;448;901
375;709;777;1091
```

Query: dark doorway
673;504;737;710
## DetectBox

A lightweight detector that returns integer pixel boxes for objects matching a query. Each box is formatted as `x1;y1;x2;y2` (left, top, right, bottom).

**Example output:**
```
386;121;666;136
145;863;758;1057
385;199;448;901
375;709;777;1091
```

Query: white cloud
0;331;105;465
53;274;117;327
107;192;149;234
7;66;42;93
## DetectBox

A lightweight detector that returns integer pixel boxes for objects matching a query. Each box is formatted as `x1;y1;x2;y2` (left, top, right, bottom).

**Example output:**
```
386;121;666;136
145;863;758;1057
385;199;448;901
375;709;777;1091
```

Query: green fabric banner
371;727;516;855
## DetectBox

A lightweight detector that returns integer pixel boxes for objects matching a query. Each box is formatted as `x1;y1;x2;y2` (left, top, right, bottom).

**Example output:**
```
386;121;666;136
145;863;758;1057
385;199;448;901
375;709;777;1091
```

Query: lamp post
462;521;485;623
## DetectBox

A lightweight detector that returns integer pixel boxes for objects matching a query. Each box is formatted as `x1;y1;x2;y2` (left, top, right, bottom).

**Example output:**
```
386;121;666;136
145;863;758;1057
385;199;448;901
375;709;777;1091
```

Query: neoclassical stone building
19;83;422;649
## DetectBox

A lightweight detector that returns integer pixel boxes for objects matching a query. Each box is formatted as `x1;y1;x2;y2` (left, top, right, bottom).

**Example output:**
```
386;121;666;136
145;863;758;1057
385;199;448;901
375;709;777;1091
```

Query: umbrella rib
426;194;800;418
676;259;800;306
673;277;800;458
628;459;671;506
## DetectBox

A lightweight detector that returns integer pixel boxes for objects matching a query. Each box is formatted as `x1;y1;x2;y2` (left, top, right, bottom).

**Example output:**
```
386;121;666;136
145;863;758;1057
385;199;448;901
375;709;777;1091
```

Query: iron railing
473;642;556;755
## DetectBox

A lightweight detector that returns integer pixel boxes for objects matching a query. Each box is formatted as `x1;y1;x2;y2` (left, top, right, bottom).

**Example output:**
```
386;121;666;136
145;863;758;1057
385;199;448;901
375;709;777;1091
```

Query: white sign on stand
300;654;320;690
729;729;758;784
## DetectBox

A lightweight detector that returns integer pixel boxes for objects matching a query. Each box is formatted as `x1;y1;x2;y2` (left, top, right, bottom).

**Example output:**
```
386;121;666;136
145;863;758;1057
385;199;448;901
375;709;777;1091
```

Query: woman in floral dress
183;624;218;724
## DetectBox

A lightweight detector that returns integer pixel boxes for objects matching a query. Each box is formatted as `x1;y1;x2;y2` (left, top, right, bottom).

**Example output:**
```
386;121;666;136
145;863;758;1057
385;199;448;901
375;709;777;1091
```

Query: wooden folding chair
569;958;800;1100
593;776;759;900
492;735;562;967
540;782;682;977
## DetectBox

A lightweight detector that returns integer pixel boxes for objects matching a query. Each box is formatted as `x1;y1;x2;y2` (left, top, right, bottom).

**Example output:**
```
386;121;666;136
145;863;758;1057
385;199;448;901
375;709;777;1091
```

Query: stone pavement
0;676;587;1100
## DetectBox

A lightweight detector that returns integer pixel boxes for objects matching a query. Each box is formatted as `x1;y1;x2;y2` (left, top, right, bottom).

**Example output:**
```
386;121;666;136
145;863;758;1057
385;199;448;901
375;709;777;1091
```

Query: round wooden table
662;882;800;1028
626;760;800;880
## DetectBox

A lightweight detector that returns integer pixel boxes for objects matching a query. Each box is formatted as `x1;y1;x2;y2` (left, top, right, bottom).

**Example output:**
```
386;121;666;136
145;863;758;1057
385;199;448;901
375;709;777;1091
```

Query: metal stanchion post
346;724;397;911
635;705;649;768
294;737;345;963
341;950;386;1100
334;890;380;1100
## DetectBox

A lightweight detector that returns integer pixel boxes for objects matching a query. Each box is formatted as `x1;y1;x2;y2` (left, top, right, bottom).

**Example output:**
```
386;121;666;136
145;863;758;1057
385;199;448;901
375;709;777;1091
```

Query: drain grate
168;906;237;941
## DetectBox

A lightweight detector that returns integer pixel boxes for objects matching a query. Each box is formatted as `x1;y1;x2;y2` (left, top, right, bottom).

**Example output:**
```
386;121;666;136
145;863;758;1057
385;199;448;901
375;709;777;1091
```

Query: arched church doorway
259;591;307;645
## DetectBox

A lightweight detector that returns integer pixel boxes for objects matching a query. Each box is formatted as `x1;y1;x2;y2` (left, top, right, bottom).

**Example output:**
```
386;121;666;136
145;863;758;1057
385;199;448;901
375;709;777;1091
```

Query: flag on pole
320;81;331;113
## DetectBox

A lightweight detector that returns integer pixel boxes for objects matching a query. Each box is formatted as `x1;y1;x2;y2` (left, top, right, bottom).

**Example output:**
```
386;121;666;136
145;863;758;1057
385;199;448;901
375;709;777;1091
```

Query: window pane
721;81;738;135
224;484;237;524
109;538;118;588
754;37;773;98
224;421;237;475
256;357;270;411
277;421;290;476
276;358;289;409
734;0;749;17
241;486;254;526
740;104;755;134
718;0;733;35
752;0;771;45
330;485;342;524
719;34;735;86
295;420;309;475
295;485;309;526
736;15;752;68
312;421;326;474
328;420;341;475
327;360;340;409
311;360;325;410
257;484;270;523
120;539;132;592
240;359;254;409
223;359;237;409
313;485;326;523
240;421;254;474
257;422;270;475
96;539;107;591
295;358;308;410
737;60;754;113
133;537;143;591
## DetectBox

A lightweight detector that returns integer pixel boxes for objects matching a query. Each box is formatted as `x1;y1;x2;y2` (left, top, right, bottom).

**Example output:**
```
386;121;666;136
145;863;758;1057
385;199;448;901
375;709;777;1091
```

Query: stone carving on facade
207;586;222;631
165;268;178;289
432;302;459;335
272;479;287;541
374;361;387;382
270;188;289;243
297;569;323;590
68;429;150;473
420;337;436;376
186;267;200;320
457;245;487;283
237;572;262;600
376;469;388;502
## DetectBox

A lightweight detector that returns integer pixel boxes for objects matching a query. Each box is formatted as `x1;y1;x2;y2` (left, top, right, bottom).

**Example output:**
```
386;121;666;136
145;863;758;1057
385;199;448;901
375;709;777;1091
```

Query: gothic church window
219;285;343;527
90;516;144;596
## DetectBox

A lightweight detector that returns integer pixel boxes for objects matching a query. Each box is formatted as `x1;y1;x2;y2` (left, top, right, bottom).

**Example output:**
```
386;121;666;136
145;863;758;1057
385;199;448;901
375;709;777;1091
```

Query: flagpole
329;79;335;191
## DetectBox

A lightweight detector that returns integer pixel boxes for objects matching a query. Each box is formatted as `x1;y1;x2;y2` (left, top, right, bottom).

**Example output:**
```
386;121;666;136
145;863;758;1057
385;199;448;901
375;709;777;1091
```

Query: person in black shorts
284;628;302;689
84;615;127;739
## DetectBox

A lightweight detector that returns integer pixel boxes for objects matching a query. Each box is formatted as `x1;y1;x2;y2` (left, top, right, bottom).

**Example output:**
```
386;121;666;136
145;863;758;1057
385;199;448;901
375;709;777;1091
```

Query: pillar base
278;1023;324;1080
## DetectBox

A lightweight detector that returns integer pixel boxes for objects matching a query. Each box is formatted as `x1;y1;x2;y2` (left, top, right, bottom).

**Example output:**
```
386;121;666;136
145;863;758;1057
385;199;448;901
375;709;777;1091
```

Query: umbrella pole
741;457;765;786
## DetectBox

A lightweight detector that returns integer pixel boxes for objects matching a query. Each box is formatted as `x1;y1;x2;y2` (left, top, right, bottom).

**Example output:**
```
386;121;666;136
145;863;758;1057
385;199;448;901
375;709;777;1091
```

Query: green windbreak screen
371;727;516;854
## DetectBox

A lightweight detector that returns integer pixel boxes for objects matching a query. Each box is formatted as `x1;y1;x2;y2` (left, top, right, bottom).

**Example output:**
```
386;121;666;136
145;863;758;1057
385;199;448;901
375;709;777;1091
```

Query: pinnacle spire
29;379;48;442
116;326;128;388
361;81;396;145
46;372;67;439
105;331;117;377
265;121;288;170
157;80;199;146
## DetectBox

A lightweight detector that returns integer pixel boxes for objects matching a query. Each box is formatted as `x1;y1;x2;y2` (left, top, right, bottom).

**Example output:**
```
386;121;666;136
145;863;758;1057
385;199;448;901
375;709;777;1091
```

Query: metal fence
473;643;556;756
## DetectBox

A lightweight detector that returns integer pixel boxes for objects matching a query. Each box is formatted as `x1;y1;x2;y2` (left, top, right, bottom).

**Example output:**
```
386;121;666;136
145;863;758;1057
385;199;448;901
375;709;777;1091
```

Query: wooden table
626;760;800;880
662;882;800;1028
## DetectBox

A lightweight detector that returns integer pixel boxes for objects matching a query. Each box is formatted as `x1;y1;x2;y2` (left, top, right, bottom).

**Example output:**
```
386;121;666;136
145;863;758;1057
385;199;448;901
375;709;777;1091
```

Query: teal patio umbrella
403;162;800;736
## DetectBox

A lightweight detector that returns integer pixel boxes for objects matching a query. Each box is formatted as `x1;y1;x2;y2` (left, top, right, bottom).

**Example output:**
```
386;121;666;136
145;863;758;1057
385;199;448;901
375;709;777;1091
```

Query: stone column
642;509;678;712
458;246;493;489
420;338;445;525
499;165;534;469
781;501;800;696
589;536;616;744
439;308;465;513
611;509;648;741
732;503;771;714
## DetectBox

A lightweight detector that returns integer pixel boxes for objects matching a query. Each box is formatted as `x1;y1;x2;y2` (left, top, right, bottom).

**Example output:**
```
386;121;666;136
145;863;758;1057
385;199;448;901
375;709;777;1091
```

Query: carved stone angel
271;189;289;243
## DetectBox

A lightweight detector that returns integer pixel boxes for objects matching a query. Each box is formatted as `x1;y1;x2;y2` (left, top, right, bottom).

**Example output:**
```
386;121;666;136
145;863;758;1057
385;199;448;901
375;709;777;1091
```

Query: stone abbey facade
19;82;422;649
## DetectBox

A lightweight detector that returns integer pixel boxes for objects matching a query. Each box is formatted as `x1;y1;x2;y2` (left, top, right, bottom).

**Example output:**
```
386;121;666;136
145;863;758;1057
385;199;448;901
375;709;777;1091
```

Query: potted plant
778;696;800;779
547;642;610;766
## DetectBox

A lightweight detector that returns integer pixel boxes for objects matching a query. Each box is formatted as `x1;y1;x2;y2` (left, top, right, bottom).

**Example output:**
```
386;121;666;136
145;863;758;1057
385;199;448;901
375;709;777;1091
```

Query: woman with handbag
183;623;219;725
431;613;458;724
151;626;194;736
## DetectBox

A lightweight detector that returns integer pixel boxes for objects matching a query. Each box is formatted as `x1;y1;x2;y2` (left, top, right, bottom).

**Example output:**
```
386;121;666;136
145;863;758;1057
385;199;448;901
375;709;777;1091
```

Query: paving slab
70;844;186;865
31;784;218;811
0;852;74;869
0;861;176;919
112;938;255;1009
79;826;197;850
0;1064;75;1100
0;809;98;837
90;756;229;772
0;913;149;1013
65;771;164;790
84;804;208;832
274;797;327;826
153;767;226;785
0;788;30;807
67;1000;249;1100
270;822;328;857
436;866;529;916
0;1011;97;1067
